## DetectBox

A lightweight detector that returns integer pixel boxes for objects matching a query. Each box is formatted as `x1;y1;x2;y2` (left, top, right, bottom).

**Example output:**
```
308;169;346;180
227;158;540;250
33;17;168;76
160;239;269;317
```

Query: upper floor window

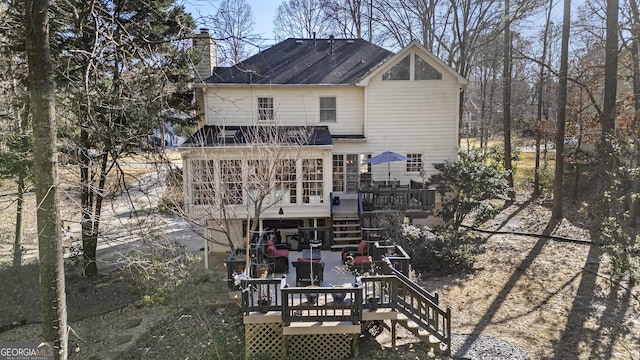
258;97;274;121
415;54;442;80
382;55;410;80
406;153;422;172
319;97;336;122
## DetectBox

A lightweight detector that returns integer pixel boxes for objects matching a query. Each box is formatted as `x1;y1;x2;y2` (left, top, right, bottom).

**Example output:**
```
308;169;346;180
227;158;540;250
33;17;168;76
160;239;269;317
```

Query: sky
182;0;279;42
180;0;584;49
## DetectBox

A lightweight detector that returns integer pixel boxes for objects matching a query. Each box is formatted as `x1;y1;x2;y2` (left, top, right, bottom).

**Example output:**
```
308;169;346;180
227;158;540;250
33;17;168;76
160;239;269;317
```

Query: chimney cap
199;28;209;34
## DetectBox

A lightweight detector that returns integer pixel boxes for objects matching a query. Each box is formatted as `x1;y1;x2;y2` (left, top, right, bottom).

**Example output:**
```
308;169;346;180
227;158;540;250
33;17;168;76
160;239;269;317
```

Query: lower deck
226;244;451;359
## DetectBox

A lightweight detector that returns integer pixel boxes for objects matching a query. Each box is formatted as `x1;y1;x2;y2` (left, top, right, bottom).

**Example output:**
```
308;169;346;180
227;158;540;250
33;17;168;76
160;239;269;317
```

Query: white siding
203;86;365;135
362;54;460;182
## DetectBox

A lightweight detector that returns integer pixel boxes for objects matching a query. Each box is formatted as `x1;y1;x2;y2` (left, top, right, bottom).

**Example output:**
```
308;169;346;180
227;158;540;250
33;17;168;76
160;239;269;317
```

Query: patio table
301;248;321;261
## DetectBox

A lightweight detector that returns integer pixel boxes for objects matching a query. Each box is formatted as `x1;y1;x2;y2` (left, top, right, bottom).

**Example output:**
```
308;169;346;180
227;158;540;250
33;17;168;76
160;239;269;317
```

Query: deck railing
241;277;287;313
281;286;363;325
360;188;435;212
373;243;411;277
380;260;450;353
239;246;451;355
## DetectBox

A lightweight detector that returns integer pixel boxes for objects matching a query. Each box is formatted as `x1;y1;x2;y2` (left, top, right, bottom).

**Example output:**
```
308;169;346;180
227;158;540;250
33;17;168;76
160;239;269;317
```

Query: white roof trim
356;40;468;87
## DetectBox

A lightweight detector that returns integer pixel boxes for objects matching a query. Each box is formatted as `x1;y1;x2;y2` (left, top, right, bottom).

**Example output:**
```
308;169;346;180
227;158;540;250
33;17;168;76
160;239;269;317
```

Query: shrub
430;148;510;229
397;223;477;274
368;210;405;242
598;217;640;279
120;238;198;304
161;166;184;211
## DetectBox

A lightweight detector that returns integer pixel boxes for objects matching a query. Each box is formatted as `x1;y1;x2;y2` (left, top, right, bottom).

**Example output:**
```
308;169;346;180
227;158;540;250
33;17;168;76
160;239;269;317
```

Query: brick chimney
193;28;217;81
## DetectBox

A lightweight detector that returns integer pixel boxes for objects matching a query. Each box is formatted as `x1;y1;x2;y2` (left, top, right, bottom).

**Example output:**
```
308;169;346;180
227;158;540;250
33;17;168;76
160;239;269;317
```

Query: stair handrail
381;259;451;355
380;258;438;304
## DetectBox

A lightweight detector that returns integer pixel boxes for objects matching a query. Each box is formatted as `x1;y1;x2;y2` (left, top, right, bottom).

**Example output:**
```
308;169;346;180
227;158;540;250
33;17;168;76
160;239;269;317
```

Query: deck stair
331;217;362;250
240;247;452;359
331;196;362;250
384;263;451;356
396;314;447;354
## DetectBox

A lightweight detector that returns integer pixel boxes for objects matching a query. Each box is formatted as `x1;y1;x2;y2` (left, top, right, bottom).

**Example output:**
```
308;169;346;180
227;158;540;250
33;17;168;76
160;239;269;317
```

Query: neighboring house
462;98;480;137
180;31;467;255
573;46;638;148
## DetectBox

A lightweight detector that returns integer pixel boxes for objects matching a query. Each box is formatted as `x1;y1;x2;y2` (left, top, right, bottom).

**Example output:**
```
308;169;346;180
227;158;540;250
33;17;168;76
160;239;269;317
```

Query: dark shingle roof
182;125;333;147
205;38;394;85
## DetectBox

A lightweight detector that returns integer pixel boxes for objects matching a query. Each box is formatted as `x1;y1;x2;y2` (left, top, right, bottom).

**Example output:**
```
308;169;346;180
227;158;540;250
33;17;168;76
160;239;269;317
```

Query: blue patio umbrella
366;151;410;182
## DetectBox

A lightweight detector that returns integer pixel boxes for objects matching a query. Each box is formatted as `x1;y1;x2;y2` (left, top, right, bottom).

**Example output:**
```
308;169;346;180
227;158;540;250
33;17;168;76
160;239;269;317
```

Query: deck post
391;320;396;350
352;333;359;357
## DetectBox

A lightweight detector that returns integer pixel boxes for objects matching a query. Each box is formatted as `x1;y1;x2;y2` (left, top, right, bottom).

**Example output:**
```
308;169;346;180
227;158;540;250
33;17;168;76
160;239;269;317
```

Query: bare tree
322;0;367;39
208;0;259;65
274;0;332;39
533;0;554;197
24;0;68;357
370;0;426;48
600;0;618;167
503;0;515;202
627;0;640;225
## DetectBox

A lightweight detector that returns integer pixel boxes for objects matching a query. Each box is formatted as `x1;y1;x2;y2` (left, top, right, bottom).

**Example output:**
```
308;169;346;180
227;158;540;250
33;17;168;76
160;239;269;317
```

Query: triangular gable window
415;54;442;80
382;55;410;80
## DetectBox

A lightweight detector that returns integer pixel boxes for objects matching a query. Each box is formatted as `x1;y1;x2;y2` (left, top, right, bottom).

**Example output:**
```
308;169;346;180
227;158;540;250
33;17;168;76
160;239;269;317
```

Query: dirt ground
421;195;640;360
1;181;639;359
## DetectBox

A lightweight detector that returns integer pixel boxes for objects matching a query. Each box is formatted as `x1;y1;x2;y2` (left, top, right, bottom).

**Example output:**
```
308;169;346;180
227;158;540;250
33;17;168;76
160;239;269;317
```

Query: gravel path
451;334;529;360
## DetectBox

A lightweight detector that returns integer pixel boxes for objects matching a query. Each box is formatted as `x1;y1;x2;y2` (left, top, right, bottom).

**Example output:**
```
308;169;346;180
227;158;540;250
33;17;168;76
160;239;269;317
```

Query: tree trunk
534;0;554;198
24;0;68;357
597;0;618;218
552;0;571;219
628;0;640;226
80;128;98;277
13;173;25;267
502;0;515;202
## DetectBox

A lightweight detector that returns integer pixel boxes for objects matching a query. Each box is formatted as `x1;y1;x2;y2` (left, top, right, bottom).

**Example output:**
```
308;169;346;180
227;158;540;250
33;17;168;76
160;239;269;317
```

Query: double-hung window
319;96;336;122
258;97;274;121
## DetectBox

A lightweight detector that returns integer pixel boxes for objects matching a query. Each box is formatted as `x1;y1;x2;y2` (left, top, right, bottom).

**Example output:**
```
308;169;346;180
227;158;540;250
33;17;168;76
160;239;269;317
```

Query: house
180;30;468;256
462;98;480;137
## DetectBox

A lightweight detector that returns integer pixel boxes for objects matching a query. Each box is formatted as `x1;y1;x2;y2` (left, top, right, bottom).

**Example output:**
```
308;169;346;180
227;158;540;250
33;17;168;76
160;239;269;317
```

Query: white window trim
257;97;274;121
319;96;337;122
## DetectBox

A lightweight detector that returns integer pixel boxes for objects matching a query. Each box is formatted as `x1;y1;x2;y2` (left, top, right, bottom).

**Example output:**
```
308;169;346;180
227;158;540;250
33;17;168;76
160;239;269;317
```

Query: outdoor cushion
353;255;372;266
275;249;289;257
266;244;276;256
357;241;368;253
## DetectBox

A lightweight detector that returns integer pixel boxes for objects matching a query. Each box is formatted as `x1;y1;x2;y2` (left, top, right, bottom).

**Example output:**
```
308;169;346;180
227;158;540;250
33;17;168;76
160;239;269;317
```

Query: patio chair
292;261;325;286
377;184;393;206
257;232;290;274
341;240;373;270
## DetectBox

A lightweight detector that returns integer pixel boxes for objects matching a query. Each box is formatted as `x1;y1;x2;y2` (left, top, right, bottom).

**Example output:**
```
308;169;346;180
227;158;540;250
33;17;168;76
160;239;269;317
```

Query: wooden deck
228;244;451;359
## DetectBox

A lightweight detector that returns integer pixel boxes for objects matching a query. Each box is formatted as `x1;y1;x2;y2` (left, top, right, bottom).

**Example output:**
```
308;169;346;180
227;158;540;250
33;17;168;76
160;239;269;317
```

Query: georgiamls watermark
0;342;54;360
